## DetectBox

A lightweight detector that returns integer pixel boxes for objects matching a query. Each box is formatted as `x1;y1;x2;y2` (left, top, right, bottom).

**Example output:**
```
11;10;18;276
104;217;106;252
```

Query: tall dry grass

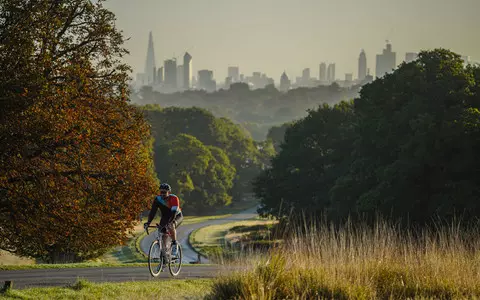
209;219;480;299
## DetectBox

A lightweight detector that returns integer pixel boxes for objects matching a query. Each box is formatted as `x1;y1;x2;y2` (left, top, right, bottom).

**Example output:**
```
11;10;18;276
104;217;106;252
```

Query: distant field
189;219;277;259
0;279;213;300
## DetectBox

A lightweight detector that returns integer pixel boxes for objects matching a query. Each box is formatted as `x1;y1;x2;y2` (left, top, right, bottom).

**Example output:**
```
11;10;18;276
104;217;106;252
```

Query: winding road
140;206;258;264
0;207;258;289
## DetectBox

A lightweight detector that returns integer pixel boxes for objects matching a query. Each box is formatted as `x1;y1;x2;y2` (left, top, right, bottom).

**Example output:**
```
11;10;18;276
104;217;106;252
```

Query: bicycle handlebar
145;224;169;235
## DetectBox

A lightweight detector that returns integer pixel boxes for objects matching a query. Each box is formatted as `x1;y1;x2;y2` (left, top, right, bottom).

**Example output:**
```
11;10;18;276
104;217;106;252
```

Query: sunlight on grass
208;220;480;299
2;279;212;300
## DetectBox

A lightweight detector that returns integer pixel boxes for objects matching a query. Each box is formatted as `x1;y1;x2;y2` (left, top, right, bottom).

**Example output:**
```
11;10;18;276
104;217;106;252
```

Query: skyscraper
198;70;216;92
345;73;353;82
183;52;192;89
144;31;156;84
157;67;164;84
177;65;184;90
358;50;367;81
327;63;336;82
376;42;396;78
405;52;418;63
164;59;177;89
228;67;240;82
280;71;291;92
319;63;327;82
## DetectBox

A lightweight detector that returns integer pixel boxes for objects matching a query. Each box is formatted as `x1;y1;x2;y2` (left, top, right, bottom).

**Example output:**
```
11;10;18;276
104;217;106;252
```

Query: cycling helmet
159;183;171;191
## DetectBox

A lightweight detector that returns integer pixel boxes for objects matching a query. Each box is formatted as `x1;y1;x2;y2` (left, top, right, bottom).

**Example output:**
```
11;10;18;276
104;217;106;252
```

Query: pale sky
105;0;479;82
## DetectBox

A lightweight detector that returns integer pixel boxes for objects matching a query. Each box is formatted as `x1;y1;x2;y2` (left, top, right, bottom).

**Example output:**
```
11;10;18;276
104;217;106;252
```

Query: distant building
198;69;216;92
358;50;367;81
319;62;327;82
225;76;233;89
462;55;471;65
364;68;374;84
405;52;418;63
144;32;156;85
228;66;240;82
157;67;164;84
164;59;177;90
183;52;192;89
302;68;310;80
345;73;353;82
376;41;396;78
280;71;291;92
327;63;336;82
177;65;184;90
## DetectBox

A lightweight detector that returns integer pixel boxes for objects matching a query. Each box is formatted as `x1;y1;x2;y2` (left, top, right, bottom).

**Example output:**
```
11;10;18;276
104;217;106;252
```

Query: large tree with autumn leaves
0;0;158;262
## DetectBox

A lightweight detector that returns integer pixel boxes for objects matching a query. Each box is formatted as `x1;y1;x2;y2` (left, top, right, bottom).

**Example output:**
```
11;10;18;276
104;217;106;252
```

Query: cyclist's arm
146;199;159;224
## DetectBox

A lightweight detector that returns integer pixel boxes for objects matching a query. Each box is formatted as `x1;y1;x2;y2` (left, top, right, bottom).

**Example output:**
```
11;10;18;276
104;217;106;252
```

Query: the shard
144;31;156;84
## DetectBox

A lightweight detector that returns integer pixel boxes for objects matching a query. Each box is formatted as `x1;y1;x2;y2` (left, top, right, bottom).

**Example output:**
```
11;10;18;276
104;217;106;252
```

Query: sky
104;0;480;82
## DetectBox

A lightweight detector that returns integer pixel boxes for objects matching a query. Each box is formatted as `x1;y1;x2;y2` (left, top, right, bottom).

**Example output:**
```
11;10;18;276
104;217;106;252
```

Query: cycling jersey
147;194;183;226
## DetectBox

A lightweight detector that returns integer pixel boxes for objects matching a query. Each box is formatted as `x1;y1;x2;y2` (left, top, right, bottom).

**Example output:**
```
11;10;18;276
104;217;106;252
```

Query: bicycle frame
147;224;173;254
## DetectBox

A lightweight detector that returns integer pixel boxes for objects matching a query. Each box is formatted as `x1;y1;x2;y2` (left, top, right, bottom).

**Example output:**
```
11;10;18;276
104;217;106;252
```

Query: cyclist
144;183;183;256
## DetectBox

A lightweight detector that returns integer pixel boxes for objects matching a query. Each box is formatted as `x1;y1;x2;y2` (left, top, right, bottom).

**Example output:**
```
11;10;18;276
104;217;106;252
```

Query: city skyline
105;0;479;81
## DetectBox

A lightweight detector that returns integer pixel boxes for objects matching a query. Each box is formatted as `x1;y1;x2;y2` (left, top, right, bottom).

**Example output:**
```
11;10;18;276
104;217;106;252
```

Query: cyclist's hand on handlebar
143;222;150;231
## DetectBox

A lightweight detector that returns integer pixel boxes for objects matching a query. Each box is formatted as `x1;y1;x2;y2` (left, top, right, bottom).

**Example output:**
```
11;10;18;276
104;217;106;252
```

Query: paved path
0;206;258;289
0;266;225;289
140;206;258;264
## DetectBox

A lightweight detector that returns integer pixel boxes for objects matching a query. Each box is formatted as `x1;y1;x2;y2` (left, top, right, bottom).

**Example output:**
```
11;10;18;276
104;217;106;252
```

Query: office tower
183;52;192;89
319;62;327;81
280;71;291;92
327;63;336;82
198;69;216;92
358;49;367;81
164;59;177;89
228;66;240;82
345;73;353;82
177;65;184;90
376;41;396;78
157;67;164;84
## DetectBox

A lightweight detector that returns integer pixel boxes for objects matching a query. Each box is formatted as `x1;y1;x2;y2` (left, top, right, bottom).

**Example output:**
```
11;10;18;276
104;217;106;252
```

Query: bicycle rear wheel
148;240;164;277
168;243;182;276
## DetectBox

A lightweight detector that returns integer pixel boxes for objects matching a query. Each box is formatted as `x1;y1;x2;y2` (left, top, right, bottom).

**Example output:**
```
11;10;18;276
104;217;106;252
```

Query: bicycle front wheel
148;240;164;277
169;243;182;276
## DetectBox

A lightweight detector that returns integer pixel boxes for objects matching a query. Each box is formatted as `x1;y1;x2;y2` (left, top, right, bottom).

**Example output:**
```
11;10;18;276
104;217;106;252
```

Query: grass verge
207;220;480;299
0;278;213;300
189;219;277;260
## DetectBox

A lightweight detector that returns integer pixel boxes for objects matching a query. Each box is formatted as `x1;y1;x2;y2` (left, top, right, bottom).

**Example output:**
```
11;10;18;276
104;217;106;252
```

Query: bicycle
146;223;183;277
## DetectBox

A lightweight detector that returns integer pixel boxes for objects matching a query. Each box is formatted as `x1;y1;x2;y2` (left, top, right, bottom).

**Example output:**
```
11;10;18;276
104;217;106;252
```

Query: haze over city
105;0;479;82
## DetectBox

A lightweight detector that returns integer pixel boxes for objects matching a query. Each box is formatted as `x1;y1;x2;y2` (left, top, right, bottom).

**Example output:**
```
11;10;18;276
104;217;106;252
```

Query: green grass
0;278;213;300
189;219;277;259
1;202;258;269
208;220;480;299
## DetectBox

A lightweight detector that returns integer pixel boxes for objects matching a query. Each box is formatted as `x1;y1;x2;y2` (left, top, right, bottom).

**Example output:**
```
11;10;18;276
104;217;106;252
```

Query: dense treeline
134;82;362;140
0;0;158;262
144;106;274;214
255;49;480;225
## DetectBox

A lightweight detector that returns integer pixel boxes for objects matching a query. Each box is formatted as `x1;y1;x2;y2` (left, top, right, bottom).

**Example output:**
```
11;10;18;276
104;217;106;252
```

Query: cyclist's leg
159;217;169;247
171;212;183;242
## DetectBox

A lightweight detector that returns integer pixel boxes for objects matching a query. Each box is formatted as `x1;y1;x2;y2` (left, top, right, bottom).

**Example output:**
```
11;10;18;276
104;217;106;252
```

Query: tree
145;106;261;206
255;101;355;219
334;49;480;224
255;49;480;226
0;0;157;262
162;134;235;213
266;123;292;153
